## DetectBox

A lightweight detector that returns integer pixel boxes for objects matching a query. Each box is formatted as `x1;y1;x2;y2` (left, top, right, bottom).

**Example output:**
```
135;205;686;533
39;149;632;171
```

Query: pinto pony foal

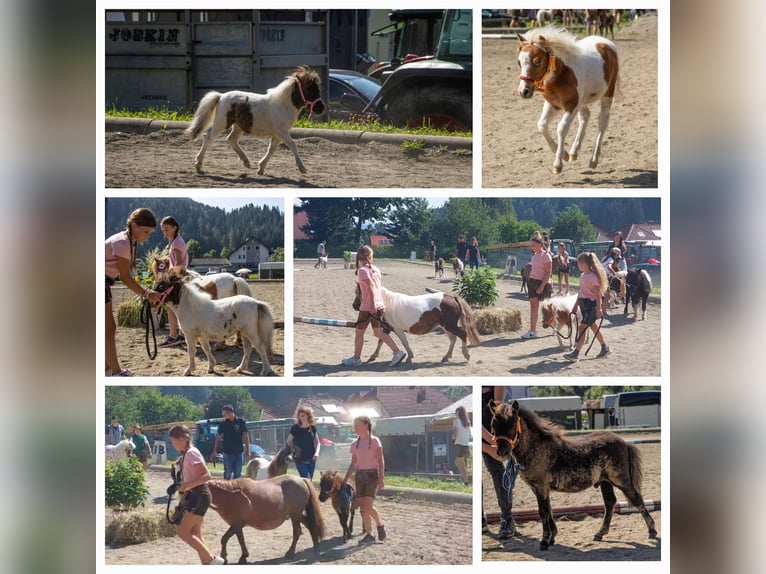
185;66;325;175
517;26;619;174
540;294;586;349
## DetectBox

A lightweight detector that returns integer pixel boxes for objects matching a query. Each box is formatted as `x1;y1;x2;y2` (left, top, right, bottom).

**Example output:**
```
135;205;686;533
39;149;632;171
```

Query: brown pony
520;262;532;293
205;475;325;563
318;470;358;540
490;400;657;550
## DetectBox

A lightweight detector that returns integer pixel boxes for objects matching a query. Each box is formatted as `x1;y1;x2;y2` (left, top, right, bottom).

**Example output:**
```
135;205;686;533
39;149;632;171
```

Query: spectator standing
467;236;481;270
287;406;321;480
130;424;152;470
212;405;250;479
106;416;125;445
481;386;515;539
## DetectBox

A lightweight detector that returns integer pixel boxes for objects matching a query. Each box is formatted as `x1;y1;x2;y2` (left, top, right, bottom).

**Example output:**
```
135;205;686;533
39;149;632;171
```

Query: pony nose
313;100;326;116
519;82;534;98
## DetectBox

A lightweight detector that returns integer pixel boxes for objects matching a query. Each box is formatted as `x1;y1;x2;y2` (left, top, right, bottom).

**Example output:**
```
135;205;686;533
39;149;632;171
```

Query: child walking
343;416;387;545
564;252;612;362
158;216;189;347
168;425;225;565
342;245;406;368
521;231;552;339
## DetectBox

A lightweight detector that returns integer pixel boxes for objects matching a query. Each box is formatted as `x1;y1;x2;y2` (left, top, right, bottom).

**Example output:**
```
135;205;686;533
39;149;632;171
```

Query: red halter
153;284;175;313
296;79;324;117
520;47;557;94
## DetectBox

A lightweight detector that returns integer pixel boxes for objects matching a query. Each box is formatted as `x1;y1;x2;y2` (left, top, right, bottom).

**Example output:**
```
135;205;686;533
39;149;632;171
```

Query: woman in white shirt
452;406;472;485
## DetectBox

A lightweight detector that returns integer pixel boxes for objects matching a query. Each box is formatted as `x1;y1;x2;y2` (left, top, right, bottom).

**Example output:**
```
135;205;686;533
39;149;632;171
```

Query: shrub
105;457;150;510
453;267;498;307
343;250;354;263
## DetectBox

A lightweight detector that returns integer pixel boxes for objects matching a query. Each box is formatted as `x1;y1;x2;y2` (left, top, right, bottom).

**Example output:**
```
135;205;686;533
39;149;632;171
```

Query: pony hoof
539;541;549;551
237;557;246;565
299;166;308;174
243;160;251;169
183;369;193;376
551;166;562;174
257;167;265;175
568;153;578;162
593;533;604;541
649;530;657;539
589;160;598;168
563;151;570;161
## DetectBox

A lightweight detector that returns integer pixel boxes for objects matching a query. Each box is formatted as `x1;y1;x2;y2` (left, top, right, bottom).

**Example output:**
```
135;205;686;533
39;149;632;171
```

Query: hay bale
474;308;522;334
105;507;177;547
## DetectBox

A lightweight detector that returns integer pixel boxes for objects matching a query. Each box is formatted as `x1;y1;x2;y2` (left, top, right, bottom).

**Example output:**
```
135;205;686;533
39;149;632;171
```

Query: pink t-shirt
105;230;132;279
169;235;188;267
357;265;384;312
530;251;552;281
578;271;603;301
350;435;383;471
181;447;208;484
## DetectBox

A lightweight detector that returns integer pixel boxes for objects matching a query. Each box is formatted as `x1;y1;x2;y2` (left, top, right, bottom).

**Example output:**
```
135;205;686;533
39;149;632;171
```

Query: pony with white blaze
353;285;481;363
152;267;275;376
185;66;325;175
517;26;620;174
105;439;134;461
540;294;587;349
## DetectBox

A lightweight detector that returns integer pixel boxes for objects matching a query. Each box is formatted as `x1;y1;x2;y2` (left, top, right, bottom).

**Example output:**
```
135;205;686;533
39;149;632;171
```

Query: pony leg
532;487;557;550
568;106;590;161
594;481;617;540
589;97;613;168
252;337;274;376
392;328;415;362
235;336;253;374
286;517;301;557
281;133;308;174
537;101;559;157
442;332;457;362
183;334;198;376
257;136;280;175
553;112;576;174
619;485;658;539
218;525;238;564
226;125;251;169
234;527;249;564
641;295;648;320
366;339;385;362
199;339;217;374
193;117;227;174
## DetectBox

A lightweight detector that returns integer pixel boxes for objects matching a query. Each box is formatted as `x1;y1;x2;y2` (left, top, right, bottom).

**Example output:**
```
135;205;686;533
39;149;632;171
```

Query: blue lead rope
502;458;525;504
341;483;354;505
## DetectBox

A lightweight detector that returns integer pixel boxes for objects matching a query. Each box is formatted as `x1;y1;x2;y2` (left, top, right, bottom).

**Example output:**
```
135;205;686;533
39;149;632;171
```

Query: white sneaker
341;356;363;367
521;330;537;339
389;350;406;367
207;556;225;565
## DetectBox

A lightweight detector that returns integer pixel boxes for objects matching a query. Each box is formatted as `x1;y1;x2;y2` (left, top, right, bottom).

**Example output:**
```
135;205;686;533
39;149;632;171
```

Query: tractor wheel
384;85;472;131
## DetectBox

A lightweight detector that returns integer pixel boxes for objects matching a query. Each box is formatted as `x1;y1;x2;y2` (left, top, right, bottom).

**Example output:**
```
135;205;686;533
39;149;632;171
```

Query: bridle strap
296;78;323;117
519;47;556;93
153;285;175;313
493;417;522;449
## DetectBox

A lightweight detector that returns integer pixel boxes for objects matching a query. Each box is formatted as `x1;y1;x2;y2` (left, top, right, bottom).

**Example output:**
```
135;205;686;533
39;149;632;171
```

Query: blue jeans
469;258;479;270
295;459;316;480
223;452;243;479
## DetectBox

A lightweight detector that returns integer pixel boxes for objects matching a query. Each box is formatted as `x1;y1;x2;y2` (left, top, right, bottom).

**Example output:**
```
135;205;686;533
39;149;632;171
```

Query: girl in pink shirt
168;425;224;565
342;245;405;368
159;216;189;347
343;416;387;545
104;208;161;376
565;252;611;362
521;231;552;339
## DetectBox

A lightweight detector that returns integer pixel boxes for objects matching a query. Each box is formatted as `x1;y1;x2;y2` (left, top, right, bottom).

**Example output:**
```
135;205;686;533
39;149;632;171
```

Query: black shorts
527;278;552;301
557;266;569;277
579;298;597;326
184;484;212;517
455;444;469;458
106;276;115;304
355;469;379;498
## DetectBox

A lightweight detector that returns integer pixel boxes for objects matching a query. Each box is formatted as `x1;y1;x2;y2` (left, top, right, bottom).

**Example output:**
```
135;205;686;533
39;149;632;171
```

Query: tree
436;198;499;254
205;387;263;421
105;387;203;426
497;216;544;243
187;238;202;259
552;205;597;244
383;198;432;256
270;247;285;262
220;246;231;259
204;248;218;258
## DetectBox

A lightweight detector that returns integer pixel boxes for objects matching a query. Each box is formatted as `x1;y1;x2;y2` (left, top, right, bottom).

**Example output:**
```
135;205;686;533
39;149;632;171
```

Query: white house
229;237;270;269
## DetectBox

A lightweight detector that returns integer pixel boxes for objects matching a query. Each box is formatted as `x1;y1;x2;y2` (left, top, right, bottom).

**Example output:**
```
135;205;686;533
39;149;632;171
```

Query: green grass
104;106;471;138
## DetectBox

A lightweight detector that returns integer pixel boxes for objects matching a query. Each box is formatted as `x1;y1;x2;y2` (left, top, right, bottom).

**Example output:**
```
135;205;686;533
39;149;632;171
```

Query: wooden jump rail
293;317;357;328
485;499;661;524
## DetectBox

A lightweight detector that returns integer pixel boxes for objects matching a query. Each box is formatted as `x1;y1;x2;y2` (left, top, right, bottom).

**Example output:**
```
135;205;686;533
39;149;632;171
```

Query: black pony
491;400;657;550
624;268;653;320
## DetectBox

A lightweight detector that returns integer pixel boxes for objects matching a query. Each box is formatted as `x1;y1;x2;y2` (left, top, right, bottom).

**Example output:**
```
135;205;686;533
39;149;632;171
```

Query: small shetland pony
517;26;620;174
318;470;358;540
204;475;325;563
435;257;444;277
152;267;275;376
105;439;133;461
353;285;481;363
540;294;586;349
624;268;653;320
491;400;657;550
452;257;464;278
245;444;293;480
185;66;325;175
520;262;532;293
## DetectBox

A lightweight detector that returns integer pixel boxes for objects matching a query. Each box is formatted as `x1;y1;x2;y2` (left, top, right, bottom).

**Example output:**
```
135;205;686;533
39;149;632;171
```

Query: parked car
213;443;271;464
481;9;515;28
327;69;381;121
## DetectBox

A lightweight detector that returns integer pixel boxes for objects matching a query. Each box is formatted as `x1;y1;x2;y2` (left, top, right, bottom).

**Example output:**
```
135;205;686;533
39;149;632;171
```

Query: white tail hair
184;91;221;141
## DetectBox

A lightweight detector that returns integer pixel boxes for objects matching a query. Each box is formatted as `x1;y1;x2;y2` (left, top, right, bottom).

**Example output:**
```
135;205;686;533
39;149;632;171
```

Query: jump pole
485;500;661;524
425;287;442;293
293;317;357;328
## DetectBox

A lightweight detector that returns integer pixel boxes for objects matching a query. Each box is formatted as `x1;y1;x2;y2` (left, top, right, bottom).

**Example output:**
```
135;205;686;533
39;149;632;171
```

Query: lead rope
141;298;158;360
502;456;525;504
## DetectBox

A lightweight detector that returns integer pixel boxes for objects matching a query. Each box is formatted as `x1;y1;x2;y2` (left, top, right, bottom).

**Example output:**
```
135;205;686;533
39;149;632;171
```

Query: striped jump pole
485;500;661;524
294;317;357;328
425;287;442;293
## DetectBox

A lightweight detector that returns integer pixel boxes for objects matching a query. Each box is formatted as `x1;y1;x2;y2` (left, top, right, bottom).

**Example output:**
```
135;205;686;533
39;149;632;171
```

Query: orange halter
519;47;557;94
492;416;522;450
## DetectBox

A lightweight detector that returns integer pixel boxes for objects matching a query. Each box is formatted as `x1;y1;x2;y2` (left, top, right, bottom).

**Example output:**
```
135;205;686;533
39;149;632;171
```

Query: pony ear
511;400;520;413
517;33;528;46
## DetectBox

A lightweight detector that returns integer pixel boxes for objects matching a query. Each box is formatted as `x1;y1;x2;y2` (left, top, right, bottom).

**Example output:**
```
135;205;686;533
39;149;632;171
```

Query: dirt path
482;432;662;561
105;132;472;188
105;470;471;565
110;281;284;377
482;14;658;188
293;260;660;377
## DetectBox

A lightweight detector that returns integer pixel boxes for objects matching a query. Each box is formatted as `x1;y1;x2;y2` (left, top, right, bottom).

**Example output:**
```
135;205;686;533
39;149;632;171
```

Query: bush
453;267;498;307
106;457;150;510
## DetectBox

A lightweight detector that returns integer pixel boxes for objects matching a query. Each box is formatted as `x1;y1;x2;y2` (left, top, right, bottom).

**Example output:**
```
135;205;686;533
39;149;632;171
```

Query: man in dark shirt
212;405;250;479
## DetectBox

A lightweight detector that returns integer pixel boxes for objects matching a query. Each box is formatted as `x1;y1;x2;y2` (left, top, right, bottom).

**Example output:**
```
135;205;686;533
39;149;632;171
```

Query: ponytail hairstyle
355;245;373;276
125;208;157;272
456;406;470;429
578;252;609;294
530;230;545;251
161;216;180;241
354;416;373;449
169;424;192;452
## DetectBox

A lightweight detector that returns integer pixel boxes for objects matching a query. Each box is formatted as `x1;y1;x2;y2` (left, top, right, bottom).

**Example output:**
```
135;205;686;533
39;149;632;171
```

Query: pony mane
525;26;582;66
518;405;566;440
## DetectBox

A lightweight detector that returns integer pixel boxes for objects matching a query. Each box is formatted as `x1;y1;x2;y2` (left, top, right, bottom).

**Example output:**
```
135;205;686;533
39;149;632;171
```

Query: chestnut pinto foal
517;26;619;174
